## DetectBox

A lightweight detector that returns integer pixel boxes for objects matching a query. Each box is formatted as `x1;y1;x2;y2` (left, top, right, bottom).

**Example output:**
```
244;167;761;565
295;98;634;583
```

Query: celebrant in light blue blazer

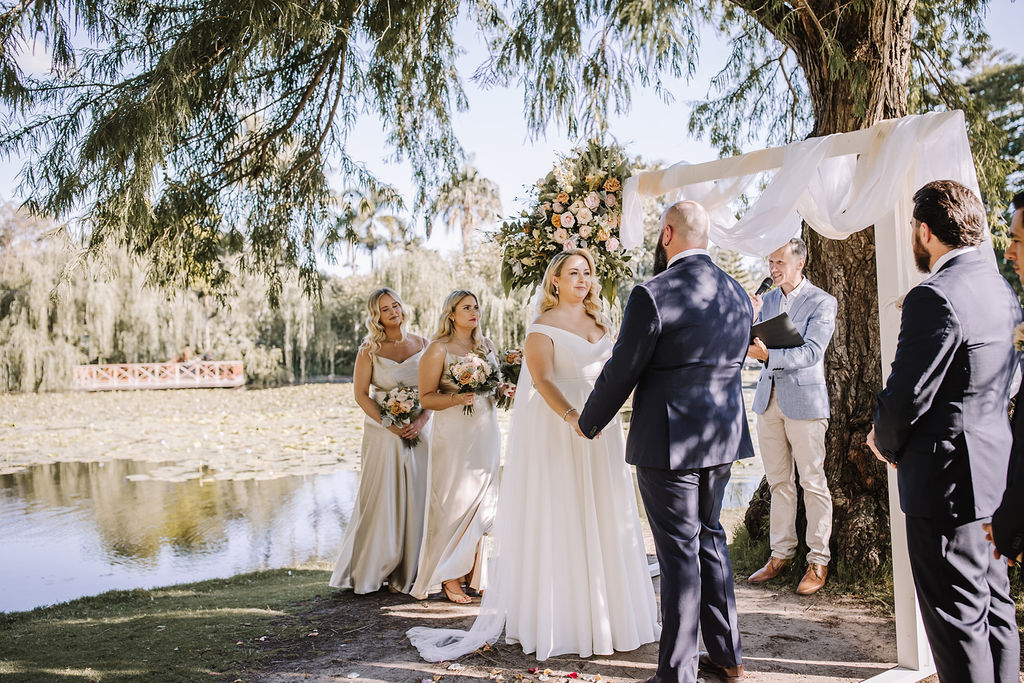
746;237;837;595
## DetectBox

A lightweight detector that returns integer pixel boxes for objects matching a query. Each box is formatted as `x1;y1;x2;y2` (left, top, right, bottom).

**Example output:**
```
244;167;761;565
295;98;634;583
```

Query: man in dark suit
868;180;1021;682
577;200;754;683
985;191;1024;567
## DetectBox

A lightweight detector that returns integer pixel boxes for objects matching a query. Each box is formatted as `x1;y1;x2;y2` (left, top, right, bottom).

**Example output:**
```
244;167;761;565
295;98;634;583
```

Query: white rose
576;207;592;224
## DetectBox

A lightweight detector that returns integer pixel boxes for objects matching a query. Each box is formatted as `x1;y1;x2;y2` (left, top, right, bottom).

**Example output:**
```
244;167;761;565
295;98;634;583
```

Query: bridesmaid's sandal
442;580;471;604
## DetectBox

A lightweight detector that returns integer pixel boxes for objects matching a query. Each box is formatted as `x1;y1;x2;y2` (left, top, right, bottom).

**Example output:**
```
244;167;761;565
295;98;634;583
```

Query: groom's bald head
660;200;710;254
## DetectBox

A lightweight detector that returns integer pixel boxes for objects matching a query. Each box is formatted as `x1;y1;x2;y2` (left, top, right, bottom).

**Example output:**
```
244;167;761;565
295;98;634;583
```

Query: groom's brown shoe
796;562;828;595
747;556;791;584
698;652;744;681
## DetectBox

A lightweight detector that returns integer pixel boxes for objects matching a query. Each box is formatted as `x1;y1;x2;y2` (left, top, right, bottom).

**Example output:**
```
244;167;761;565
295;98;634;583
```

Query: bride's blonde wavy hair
361;287;405;362
539;249;611;333
432;289;486;352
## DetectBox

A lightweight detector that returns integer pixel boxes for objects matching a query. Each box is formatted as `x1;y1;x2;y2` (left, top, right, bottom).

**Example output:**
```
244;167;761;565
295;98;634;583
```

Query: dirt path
251;514;907;683
249;573;901;683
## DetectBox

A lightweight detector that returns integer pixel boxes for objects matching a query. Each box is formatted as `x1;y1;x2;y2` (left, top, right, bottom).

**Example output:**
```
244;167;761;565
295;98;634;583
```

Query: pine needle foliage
1;0;505;302
3;0;1006;304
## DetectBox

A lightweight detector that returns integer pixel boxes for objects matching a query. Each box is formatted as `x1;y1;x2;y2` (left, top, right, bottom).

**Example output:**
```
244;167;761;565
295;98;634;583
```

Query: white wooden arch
622;110;996;681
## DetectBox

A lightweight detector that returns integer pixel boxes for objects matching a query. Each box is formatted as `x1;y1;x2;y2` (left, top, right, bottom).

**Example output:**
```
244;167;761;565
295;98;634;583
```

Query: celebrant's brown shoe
747;556;791;584
698;651;744;681
796;562;828;595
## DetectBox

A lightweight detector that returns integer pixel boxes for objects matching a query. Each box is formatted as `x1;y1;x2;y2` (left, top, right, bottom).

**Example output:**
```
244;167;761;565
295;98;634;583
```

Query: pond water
0;456;764;613
0;460;355;613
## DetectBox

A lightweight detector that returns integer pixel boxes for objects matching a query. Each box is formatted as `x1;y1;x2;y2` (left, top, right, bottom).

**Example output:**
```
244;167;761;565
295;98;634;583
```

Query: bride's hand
566;412;598;439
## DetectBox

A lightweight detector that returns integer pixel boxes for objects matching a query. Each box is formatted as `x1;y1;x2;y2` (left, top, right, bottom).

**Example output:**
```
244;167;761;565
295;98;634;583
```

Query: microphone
754;277;774;296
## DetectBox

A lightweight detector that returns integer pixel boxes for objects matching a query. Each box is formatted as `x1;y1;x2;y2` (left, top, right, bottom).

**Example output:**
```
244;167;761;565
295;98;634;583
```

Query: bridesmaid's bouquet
447;353;500;415
379;384;423;447
496;347;524;410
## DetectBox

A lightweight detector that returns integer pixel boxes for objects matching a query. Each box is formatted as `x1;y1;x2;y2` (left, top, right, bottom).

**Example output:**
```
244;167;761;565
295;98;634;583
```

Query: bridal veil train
407;322;659;661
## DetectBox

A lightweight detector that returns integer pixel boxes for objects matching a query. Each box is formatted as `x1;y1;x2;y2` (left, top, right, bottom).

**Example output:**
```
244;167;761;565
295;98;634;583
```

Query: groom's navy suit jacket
579;253;755;469
874;249;1021;521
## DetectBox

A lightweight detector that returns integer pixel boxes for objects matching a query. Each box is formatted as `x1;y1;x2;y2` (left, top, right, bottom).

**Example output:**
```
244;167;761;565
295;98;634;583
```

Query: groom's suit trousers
636;462;741;683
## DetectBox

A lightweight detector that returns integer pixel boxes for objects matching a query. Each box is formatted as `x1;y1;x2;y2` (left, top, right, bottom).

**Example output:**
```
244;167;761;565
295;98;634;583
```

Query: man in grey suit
746;237;837;595
869;180;1020;682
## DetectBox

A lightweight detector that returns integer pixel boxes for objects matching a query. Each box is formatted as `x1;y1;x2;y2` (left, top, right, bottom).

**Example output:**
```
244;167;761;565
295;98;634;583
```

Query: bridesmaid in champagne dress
329;288;431;594
411;289;502;603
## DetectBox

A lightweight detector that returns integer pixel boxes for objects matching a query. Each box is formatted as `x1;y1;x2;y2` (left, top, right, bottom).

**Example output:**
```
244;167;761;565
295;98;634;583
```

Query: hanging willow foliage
0;203;595;392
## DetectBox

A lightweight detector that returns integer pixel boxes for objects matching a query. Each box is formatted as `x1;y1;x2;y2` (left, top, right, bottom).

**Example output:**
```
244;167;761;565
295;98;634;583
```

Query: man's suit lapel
786;282;816;324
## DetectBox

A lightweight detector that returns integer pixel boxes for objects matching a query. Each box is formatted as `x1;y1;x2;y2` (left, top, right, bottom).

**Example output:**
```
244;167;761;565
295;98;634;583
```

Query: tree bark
742;0;915;571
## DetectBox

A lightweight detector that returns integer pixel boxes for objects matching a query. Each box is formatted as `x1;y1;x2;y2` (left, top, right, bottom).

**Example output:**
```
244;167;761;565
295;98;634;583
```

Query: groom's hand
567;413;598;439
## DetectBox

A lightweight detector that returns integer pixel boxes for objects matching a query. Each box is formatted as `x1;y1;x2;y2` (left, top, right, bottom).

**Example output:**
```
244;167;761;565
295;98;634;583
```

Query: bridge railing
72;361;245;391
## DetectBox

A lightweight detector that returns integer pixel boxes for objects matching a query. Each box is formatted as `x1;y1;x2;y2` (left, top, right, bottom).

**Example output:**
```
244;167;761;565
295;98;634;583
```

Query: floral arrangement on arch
495;139;635;302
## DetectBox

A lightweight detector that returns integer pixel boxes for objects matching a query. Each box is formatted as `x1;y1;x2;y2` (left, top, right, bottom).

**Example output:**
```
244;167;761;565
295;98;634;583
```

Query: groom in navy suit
578;201;754;683
869;180;1021;682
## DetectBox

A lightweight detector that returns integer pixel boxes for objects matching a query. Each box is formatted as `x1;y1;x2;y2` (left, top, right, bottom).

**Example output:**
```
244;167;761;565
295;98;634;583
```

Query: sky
1;1;1020;261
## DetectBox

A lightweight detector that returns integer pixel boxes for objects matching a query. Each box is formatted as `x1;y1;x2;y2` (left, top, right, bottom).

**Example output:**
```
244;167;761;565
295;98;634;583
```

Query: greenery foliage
0;203;545;392
427;162;503;250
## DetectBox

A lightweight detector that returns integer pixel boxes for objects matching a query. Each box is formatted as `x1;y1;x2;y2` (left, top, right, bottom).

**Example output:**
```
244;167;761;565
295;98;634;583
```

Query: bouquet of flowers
447;353;501;415
496;347;524;410
494;139;635;302
379;384;423;447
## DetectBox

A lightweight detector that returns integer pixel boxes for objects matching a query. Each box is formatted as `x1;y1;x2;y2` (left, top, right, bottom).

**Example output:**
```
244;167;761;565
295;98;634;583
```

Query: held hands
981;522;1022;567
565;409;599;439
865;427;895;469
747;337;769;362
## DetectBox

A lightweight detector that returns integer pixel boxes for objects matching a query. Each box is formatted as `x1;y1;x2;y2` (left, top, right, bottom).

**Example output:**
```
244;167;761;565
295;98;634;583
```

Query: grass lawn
0;568;333;682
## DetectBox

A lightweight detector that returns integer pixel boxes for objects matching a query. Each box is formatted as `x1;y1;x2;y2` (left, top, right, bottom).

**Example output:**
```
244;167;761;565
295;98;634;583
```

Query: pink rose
576;206;592;224
584;192;601;209
578;224;593;238
553;227;570;244
606;237;620;251
604;193;617;207
559;211;576;228
552;202;564;213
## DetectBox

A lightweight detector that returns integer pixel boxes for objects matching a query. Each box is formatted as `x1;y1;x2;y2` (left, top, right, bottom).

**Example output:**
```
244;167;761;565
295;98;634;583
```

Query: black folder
750;312;804;349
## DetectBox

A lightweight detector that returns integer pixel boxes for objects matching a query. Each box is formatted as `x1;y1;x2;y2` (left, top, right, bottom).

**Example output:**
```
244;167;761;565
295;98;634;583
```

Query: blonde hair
361;288;405;361
433;289;486;352
539;249;611;333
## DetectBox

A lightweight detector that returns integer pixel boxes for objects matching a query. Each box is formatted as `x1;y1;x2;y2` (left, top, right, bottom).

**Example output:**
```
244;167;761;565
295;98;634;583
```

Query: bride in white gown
408;248;660;662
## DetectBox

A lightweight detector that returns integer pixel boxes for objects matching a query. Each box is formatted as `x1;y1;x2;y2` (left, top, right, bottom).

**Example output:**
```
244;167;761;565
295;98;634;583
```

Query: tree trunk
743;0;914;571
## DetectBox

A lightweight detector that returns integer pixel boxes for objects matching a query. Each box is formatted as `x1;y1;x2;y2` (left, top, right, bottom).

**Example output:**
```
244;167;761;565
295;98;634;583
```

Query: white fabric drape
620;110;989;260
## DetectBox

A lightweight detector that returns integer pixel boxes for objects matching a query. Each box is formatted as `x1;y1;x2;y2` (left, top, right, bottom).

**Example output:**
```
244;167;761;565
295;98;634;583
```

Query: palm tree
427;164;502;251
330;187;411;271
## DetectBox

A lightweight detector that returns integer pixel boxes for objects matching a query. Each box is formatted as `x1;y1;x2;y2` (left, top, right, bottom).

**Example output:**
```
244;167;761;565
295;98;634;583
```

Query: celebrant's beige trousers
757;389;832;566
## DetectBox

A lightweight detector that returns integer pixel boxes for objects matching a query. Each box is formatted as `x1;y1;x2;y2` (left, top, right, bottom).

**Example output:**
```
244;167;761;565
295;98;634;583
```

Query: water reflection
1;457;763;613
0;460;356;613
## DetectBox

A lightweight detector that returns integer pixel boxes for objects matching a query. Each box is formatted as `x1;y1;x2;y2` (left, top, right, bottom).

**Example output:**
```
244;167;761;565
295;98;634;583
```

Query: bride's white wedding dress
407;323;660;662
